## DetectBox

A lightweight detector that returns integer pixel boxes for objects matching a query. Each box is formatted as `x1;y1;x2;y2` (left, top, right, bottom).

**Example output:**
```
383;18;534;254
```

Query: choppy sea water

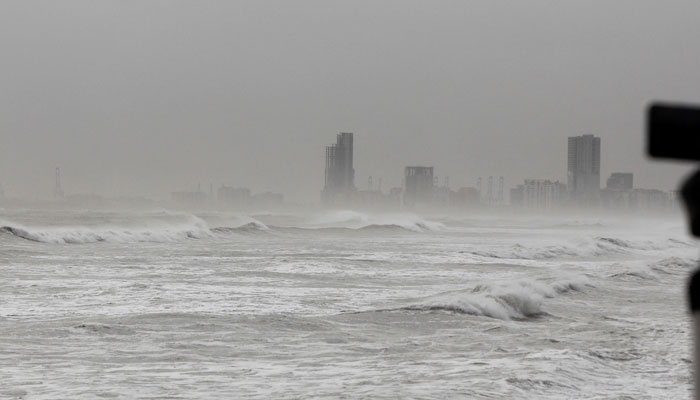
0;208;697;399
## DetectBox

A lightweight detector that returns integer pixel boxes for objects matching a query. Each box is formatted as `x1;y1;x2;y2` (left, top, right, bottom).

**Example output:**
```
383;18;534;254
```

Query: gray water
0;209;696;399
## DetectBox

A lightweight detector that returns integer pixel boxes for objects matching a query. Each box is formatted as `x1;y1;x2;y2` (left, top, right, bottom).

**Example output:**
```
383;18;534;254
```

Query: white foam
0;215;212;244
309;210;445;232
411;276;591;320
212;219;270;234
466;235;690;261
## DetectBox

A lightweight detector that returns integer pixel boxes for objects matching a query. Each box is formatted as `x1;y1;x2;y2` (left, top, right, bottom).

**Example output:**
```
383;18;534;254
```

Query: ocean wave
587;348;643;362
668;238;694;247
648;257;697;275
466;244;583;260
0;216;211;244
464;236;689;261
403;276;591;320
597;237;691;251
466;243;603;260
610;265;658;281
652;256;696;269
211;220;270;234
357;224;424;233
309;210;444;232
609;257;697;280
210;219;419;234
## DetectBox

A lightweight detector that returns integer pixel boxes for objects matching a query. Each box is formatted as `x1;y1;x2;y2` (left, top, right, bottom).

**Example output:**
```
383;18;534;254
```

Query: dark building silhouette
322;132;355;205
567;134;601;202
404;166;434;206
606;173;633;190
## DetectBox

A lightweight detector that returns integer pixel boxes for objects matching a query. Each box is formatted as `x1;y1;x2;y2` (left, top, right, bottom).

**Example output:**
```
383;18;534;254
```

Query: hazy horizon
2;1;699;203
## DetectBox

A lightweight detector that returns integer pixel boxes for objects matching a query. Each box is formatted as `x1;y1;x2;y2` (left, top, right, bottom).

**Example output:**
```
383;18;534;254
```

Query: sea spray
0;214;212;244
407;276;591;320
309;210;445;232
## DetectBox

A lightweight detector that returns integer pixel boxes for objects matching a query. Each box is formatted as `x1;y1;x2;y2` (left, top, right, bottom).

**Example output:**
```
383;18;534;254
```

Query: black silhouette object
648;102;700;398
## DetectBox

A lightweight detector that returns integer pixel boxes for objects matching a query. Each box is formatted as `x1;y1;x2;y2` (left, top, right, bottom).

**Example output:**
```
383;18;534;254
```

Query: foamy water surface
0;209;696;399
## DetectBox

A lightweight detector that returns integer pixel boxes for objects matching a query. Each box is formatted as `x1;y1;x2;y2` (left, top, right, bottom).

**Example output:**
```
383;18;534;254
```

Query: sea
0;208;697;399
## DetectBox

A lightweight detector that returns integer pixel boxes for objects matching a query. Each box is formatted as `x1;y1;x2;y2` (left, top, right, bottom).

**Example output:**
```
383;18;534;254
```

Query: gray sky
2;1;700;203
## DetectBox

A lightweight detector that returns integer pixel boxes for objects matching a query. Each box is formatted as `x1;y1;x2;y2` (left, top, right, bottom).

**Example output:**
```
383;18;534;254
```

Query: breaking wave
308;210;444;232
596;237;693;251
211;220;270;234
610;264;658;281
357;223;431;233
464;237;690;260
402;276;591;320
651;256;696;271
607;257;696;281
466;245;582;260
0;216;211;244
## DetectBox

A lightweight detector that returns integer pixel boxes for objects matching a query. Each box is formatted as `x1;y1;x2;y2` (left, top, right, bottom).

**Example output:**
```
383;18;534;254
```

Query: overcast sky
2;1;700;203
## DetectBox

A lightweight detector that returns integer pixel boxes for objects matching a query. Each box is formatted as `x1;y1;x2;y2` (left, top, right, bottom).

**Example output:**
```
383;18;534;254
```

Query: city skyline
1;2;698;202
3;129;677;214
0;126;690;204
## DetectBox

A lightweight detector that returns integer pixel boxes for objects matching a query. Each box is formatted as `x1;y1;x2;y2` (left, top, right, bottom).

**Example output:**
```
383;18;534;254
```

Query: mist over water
2;1;700;398
1;1;699;200
0;207;695;398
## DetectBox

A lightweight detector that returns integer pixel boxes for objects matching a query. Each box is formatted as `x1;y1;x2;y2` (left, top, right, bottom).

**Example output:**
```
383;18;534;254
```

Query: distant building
478;176;504;205
606;173;633;190
172;190;207;206
322;132;355;205
631;189;672;210
433;184;451;208
449;187;480;208
600;188;631;210
567;134;601;202
512;179;566;209
404;166;434;206
669;190;681;210
510;185;524;207
601;172;634;210
601;186;676;212
111;196;156;209
217;185;251;206
388;187;403;205
251;192;284;208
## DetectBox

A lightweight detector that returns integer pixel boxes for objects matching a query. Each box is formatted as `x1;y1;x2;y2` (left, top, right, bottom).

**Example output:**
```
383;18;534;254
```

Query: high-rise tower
322;132;355;205
567;134;601;202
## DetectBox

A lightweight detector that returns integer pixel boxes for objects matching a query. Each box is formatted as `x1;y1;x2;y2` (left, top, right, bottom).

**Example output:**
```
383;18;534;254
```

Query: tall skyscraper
567;134;601;201
322;132;355;205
